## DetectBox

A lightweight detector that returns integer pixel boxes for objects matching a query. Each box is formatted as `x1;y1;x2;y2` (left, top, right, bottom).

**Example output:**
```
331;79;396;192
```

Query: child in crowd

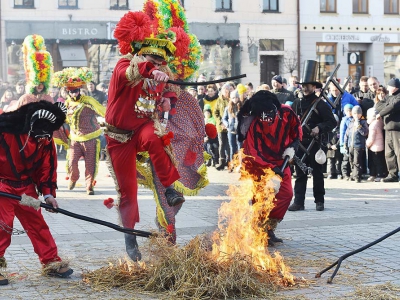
339;104;353;179
326;114;342;179
366;108;387;182
344;106;369;182
203;104;219;167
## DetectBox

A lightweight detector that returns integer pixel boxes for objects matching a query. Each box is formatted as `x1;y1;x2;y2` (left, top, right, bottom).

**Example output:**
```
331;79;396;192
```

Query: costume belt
104;123;134;143
0;178;33;188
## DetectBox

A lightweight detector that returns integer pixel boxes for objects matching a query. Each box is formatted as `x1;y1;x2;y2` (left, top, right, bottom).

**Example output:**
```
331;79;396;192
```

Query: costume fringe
203;150;212;161
265;218;281;231
0;257;6;268
105;147;123;226
53;137;69;149
70;128;103;142
136;156;169;231
136;152;210;231
125;55;146;88
173;164;209;196
42;260;70;276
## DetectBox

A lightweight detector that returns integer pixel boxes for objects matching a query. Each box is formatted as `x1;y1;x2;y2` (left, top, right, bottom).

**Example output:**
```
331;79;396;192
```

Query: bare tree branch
283;50;298;75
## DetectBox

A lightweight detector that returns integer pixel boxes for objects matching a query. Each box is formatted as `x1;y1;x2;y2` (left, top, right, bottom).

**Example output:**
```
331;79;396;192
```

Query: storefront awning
58;44;87;67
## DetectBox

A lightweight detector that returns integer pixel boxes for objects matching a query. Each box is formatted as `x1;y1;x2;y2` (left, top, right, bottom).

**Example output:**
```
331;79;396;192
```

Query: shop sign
322;33;398;43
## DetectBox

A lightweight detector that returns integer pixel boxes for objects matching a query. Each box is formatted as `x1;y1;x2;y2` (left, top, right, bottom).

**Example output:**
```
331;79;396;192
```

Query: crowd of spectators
197;72;400;185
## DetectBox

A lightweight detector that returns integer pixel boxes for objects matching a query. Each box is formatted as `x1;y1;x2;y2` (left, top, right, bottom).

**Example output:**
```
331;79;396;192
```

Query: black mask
30;119;53;141
259;107;277;125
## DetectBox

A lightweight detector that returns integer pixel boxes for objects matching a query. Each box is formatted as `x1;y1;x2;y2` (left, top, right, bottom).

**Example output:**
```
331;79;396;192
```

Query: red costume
238;90;302;244
106;55;180;229
0;133;60;265
0;100;72;284
243;104;302;220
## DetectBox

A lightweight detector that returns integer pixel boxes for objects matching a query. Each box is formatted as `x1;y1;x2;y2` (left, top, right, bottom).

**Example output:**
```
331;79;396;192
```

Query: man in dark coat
288;61;336;212
376;78;400;182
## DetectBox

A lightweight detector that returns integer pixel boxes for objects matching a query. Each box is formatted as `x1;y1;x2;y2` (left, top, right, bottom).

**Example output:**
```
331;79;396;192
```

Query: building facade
0;0;298;88
300;0;400;86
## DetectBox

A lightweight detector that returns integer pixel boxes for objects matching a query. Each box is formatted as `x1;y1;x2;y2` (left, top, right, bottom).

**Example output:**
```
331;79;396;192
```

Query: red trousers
106;121;180;228
269;167;293;220
0;184;61;265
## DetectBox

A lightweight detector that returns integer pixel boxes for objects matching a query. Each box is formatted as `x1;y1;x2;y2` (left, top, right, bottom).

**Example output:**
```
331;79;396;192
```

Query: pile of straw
350;282;400;300
83;235;287;299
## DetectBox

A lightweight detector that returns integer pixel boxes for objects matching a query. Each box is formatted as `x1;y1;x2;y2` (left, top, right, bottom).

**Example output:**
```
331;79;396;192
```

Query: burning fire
211;156;295;286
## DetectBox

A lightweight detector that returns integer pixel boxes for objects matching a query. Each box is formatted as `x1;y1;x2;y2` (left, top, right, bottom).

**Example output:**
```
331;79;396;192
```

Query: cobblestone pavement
2;158;400;299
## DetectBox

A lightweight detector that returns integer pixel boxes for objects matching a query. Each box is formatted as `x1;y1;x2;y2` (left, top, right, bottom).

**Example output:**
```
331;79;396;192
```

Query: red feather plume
114;12;152;45
143;1;160;30
103;198;114;209
205;123;217;139
118;41;133;55
168;27;190;59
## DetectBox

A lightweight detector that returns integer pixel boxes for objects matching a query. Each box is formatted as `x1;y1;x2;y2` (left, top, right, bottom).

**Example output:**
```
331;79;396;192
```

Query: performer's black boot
0;273;8;286
267;229;283;243
266;218;283;244
165;187;185;207
0;257;8;285
125;234;142;261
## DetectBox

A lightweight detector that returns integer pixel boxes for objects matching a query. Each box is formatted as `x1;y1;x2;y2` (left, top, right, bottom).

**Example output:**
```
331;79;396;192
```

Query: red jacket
106;57;176;131
0;133;57;197
243;105;302;170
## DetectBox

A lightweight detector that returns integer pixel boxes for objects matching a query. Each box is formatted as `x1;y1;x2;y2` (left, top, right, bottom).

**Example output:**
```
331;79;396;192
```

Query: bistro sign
6;21;107;40
322;33;398;43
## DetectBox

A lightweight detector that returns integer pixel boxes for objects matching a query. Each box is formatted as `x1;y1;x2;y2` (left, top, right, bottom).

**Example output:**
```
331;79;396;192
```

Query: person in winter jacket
344;106;369;182
366;108;387;182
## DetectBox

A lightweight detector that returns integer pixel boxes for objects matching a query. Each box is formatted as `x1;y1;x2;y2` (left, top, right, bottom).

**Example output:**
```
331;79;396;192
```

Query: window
14;0;34;8
263;0;279;12
384;44;400;84
384;0;399;14
316;43;336;83
353;0;368;13
320;0;336;12
259;39;284;51
110;0;129;10
58;0;78;9
216;0;232;11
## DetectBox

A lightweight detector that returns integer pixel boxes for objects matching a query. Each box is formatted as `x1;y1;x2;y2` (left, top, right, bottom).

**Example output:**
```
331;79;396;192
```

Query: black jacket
291;92;337;142
272;87;295;104
377;89;400;131
353;90;375;117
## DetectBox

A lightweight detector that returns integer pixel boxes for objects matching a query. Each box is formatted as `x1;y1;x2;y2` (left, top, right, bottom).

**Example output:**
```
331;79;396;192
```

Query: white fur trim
265;175;282;195
282;147;295;160
20;194;41;210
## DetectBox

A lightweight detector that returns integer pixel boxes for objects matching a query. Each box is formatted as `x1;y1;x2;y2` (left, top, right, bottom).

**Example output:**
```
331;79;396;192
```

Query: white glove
282;147;295;160
265;175;282;195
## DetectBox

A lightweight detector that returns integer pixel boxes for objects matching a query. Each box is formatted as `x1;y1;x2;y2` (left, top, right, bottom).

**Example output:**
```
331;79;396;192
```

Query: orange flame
212;153;295;286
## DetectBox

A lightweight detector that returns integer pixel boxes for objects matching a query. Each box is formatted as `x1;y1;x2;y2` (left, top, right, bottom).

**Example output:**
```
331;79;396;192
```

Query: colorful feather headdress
114;10;176;61
143;0;202;81
52;67;93;90
22;34;53;94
